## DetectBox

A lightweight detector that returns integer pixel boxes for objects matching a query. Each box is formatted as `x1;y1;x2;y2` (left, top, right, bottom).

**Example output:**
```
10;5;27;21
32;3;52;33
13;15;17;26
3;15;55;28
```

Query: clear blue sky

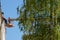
1;0;23;40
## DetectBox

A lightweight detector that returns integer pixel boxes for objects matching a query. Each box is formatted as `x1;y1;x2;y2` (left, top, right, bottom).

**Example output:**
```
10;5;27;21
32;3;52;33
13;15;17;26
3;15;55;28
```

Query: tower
0;0;13;40
0;0;6;40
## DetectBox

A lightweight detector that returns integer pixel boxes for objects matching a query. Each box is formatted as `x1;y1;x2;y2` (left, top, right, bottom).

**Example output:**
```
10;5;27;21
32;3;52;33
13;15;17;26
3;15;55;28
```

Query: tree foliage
18;0;60;40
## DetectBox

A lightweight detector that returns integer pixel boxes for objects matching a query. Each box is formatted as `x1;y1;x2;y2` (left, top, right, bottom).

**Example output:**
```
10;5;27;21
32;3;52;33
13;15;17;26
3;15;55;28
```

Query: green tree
17;0;60;40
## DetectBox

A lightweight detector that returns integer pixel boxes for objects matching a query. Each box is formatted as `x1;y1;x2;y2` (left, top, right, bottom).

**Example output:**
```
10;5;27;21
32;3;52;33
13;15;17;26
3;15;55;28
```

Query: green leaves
17;0;60;40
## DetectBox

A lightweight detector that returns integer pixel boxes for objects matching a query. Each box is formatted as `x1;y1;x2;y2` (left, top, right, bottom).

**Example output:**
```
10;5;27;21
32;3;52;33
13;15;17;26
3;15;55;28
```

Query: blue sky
1;0;23;40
